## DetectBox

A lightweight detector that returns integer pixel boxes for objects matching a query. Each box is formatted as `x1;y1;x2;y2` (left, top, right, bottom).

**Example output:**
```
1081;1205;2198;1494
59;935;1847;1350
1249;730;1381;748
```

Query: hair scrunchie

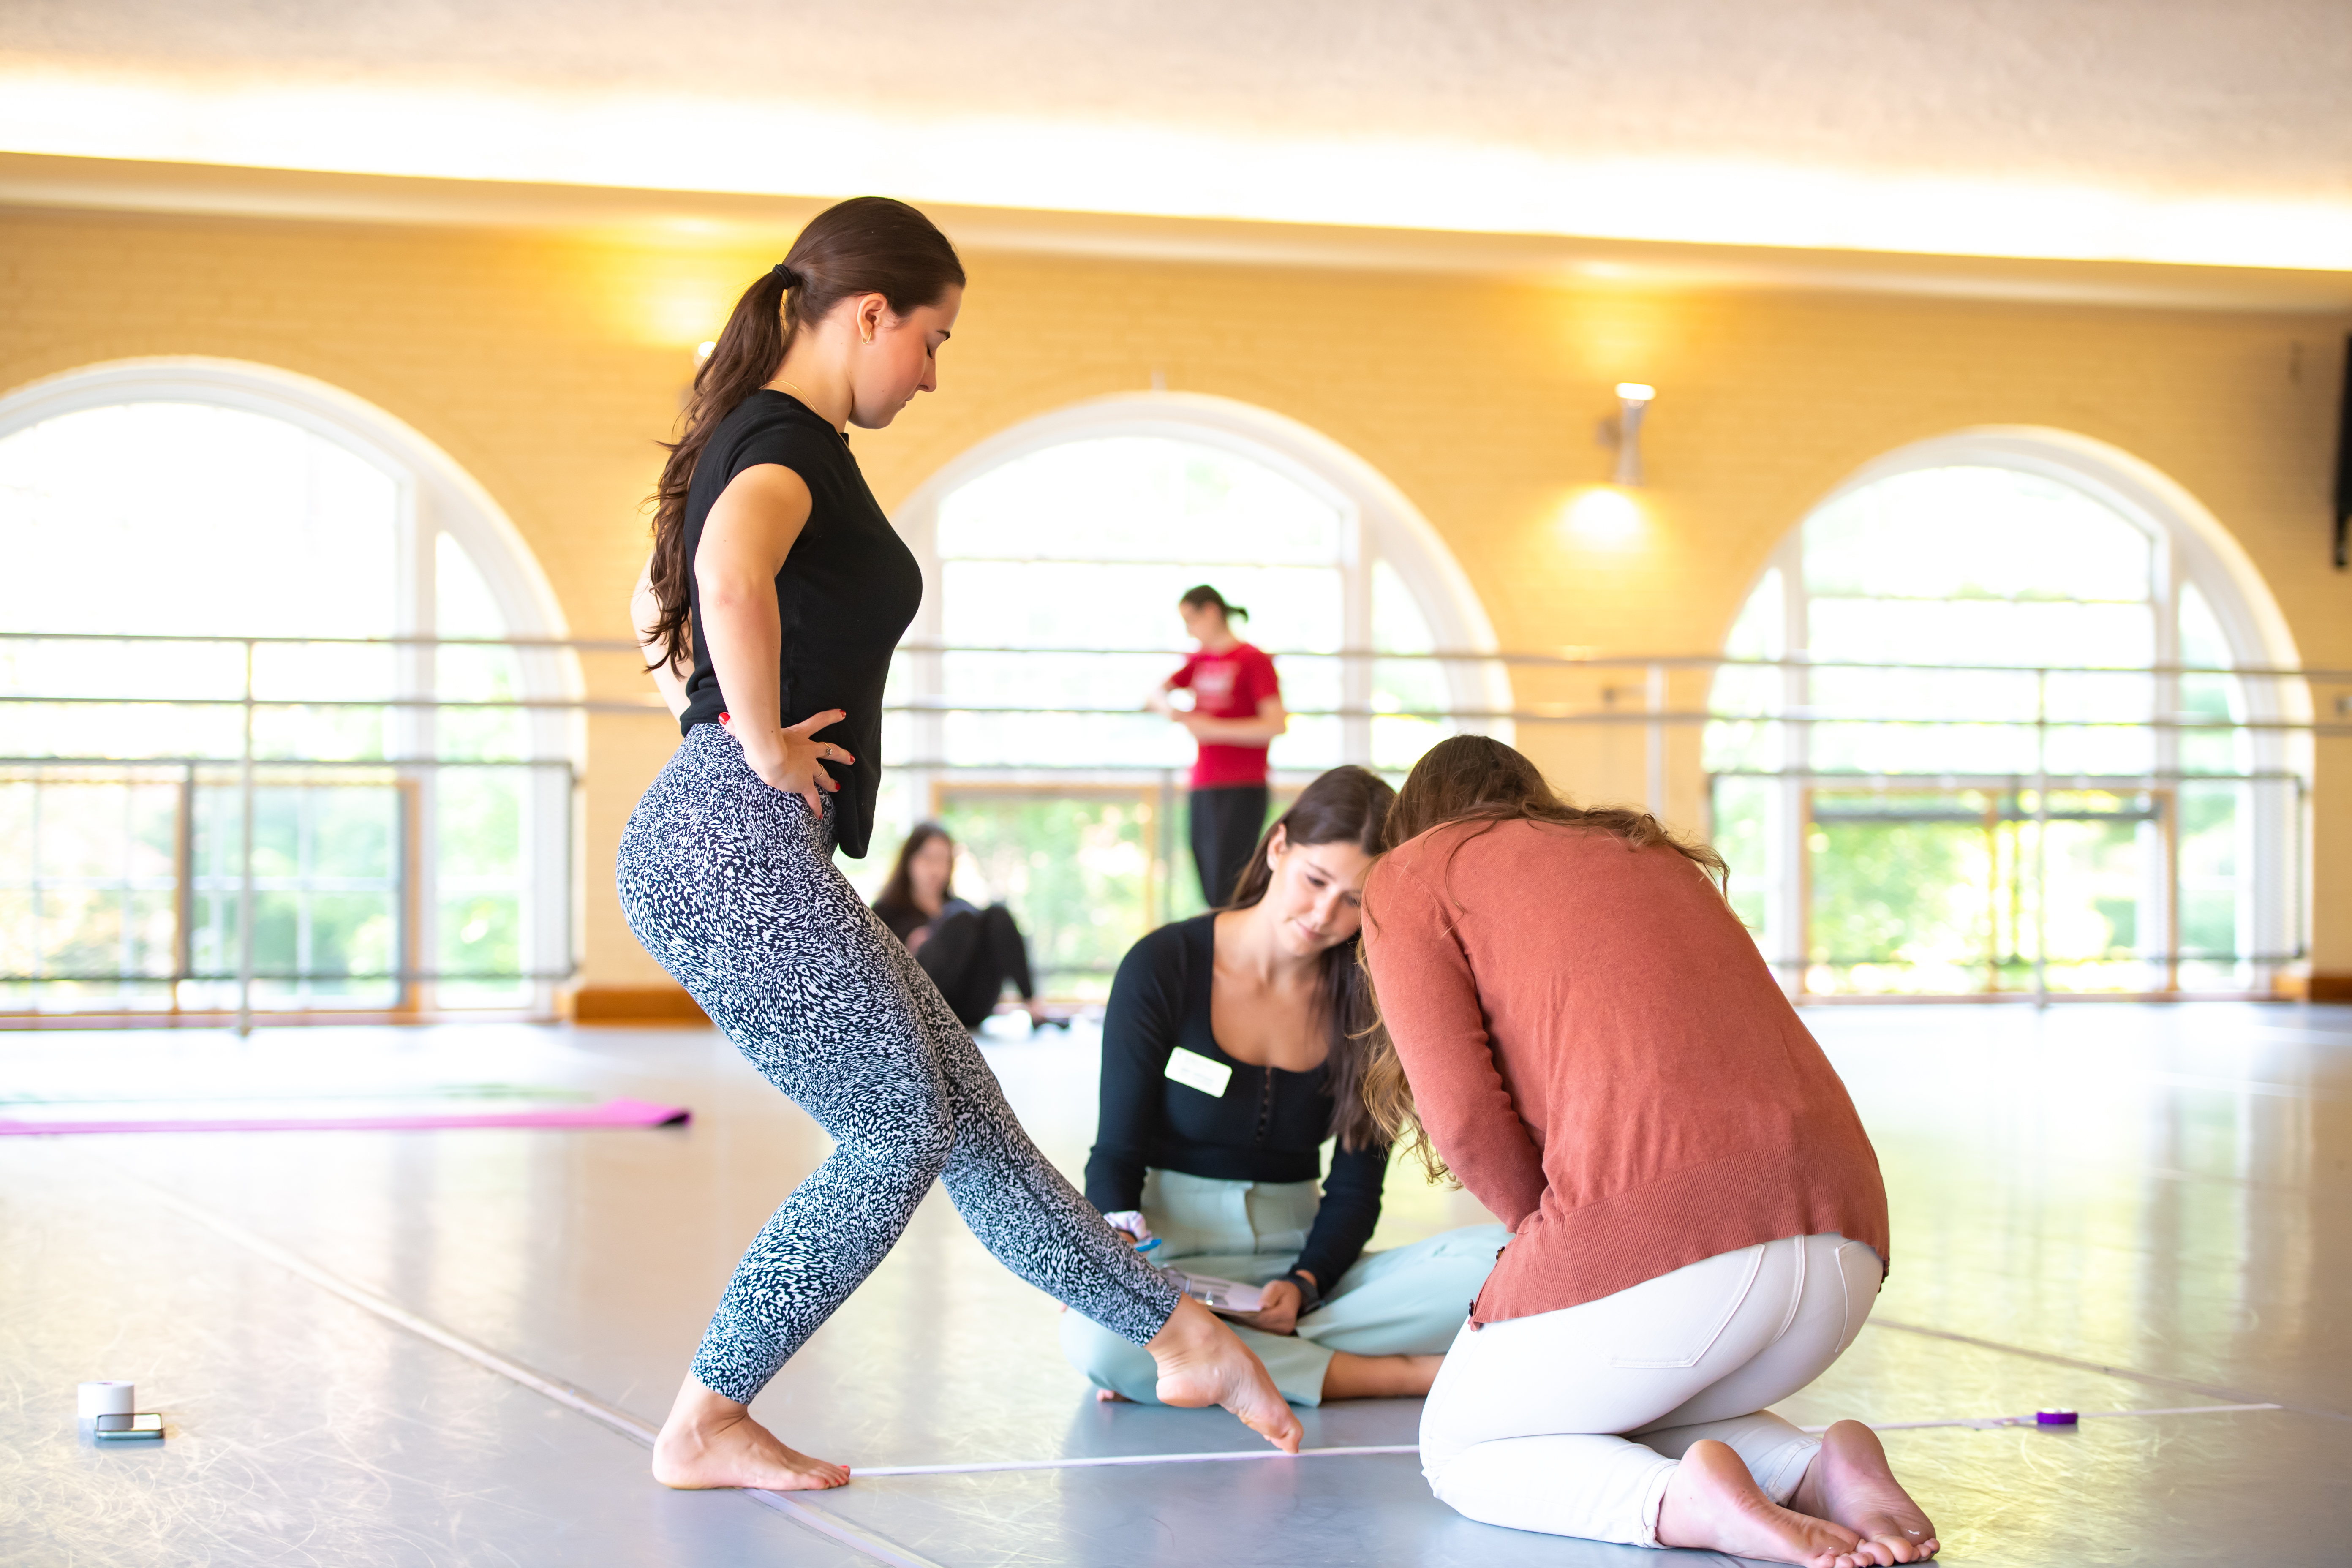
770;262;800;288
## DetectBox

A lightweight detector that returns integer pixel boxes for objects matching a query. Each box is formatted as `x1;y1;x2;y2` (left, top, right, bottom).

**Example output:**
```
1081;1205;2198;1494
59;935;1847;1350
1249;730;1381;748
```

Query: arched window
880;392;1506;994
1708;428;2309;998
0;359;580;1018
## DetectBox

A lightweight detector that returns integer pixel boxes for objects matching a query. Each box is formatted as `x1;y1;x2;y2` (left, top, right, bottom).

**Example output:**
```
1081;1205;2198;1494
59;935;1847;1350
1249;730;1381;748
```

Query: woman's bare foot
1094;1387;1133;1403
1791;1420;1941;1565
1320;1352;1445;1401
1146;1296;1304;1452
649;1376;849;1491
1657;1439;1865;1566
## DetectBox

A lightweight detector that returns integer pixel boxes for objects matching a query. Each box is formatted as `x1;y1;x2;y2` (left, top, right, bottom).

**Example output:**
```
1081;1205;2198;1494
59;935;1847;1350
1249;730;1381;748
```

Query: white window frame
888;390;1511;787
0;357;583;1013
1724;425;2311;995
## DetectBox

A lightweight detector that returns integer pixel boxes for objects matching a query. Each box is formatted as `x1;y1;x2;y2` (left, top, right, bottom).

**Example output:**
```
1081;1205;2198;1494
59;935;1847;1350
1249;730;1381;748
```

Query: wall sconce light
1603;382;1655;486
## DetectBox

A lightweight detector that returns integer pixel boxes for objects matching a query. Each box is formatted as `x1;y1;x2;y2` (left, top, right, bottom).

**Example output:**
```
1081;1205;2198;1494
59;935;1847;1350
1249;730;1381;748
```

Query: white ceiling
3;0;2349;270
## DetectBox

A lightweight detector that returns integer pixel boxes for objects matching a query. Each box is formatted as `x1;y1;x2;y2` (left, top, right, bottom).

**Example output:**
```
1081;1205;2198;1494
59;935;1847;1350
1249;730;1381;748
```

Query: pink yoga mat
0;1097;691;1135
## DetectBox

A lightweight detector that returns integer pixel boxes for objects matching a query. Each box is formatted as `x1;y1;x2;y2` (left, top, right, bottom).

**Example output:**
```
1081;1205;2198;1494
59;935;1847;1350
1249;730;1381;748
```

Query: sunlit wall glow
6;68;2351;270
1562;485;1644;546
634;272;746;349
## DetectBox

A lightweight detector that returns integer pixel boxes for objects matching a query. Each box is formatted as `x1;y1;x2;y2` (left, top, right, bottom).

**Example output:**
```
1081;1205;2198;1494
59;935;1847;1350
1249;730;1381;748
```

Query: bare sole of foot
1147;1296;1304;1452
1792;1419;1941;1565
650;1377;849;1492
1657;1439;1865;1567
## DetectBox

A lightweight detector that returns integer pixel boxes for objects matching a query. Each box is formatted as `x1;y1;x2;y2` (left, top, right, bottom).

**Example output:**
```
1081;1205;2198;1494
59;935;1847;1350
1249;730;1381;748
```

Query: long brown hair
1225;765;1394;1151
642;197;965;672
1360;735;1729;1180
873;822;954;927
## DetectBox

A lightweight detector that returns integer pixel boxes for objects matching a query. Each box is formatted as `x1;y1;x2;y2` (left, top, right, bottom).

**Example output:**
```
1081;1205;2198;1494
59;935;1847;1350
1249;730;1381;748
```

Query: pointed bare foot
1146;1296;1304;1452
649;1375;849;1491
1658;1439;1865;1567
1791;1419;1941;1565
1094;1388;1133;1403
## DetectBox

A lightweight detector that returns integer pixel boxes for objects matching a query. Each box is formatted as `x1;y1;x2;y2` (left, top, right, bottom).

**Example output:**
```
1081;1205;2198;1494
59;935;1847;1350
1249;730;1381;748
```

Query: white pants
1420;1233;1881;1547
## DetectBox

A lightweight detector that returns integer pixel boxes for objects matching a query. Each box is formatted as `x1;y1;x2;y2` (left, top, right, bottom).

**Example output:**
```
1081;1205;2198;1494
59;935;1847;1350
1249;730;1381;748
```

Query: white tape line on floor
129;1171;2297;1553
1867;1316;2348;1424
850;1399;2288;1478
1813;1402;2281;1433
853;1443;1418;1477
139;1178;946;1568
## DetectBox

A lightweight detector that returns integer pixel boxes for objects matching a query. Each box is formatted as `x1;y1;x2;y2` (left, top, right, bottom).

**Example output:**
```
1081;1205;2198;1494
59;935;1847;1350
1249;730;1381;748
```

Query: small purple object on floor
2036;1409;2079;1425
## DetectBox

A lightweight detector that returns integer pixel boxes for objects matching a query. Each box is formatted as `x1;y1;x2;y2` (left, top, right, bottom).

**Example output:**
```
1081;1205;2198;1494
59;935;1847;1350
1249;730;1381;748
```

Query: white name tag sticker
1164;1048;1233;1099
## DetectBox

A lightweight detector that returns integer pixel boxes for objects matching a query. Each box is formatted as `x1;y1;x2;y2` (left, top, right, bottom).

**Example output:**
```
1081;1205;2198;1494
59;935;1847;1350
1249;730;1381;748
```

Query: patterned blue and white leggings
617;724;1182;1404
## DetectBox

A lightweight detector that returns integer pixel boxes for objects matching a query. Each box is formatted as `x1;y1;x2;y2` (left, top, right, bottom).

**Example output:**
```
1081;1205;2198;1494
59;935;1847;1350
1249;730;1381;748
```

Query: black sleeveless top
678;391;921;859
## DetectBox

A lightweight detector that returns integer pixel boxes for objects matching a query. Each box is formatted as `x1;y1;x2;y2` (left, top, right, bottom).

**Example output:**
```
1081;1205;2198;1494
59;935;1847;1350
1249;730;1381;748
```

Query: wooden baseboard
2284;971;2352;1003
564;984;711;1024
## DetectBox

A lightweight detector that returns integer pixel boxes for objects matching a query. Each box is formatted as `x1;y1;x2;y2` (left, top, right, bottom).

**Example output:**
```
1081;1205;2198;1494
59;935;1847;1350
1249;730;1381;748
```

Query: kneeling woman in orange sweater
1361;736;1938;1568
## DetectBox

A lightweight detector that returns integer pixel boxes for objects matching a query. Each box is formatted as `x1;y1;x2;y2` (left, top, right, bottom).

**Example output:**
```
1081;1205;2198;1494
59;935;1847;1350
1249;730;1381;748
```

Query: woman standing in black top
620;199;1298;1495
1064;766;1509;1406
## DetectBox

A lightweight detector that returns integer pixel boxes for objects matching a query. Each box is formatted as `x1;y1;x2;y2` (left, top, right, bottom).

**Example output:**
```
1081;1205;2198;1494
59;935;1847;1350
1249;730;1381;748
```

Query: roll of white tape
78;1381;135;1419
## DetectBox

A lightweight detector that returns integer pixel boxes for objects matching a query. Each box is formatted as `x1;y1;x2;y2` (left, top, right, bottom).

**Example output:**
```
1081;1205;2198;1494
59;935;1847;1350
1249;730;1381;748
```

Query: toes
1250;1411;1303;1453
1249;1404;1304;1453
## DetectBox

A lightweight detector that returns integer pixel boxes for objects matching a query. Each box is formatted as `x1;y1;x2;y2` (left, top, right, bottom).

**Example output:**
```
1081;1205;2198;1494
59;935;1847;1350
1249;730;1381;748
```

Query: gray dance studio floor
4;1002;2348;1566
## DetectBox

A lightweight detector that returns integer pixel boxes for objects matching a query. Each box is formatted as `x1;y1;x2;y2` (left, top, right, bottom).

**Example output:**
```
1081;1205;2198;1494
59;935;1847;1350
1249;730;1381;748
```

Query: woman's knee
814;1065;958;1181
897;1095;959;1175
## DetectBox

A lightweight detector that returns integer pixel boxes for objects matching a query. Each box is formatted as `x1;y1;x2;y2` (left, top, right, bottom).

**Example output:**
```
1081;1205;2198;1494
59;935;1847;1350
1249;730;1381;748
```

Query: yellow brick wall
3;206;2347;989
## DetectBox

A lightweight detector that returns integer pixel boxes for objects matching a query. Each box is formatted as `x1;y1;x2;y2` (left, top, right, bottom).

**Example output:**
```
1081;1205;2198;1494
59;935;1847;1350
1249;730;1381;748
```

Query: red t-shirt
1168;643;1280;788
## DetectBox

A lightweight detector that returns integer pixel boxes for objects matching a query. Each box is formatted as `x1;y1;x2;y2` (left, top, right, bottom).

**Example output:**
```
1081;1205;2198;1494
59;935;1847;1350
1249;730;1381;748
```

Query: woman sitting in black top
871;822;1046;1030
1063;765;1510;1406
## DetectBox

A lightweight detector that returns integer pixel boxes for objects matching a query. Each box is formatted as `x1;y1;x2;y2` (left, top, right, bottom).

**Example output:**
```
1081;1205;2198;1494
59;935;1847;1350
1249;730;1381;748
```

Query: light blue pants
1062;1168;1509;1406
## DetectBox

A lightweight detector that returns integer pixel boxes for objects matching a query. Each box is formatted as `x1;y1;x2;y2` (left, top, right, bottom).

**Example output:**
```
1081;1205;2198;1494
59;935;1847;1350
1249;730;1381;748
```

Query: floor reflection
2;1001;2345;1564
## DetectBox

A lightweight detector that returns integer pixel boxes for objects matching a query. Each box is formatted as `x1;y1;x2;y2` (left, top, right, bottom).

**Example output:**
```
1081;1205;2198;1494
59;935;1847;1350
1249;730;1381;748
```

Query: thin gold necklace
773;376;847;436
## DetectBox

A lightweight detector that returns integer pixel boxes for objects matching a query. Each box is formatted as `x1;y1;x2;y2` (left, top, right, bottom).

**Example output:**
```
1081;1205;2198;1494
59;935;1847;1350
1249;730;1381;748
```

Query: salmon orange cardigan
1362;818;1889;1325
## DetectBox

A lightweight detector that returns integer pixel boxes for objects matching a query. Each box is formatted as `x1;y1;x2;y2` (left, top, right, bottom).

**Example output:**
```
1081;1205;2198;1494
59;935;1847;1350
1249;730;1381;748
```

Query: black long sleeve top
1082;915;1387;1291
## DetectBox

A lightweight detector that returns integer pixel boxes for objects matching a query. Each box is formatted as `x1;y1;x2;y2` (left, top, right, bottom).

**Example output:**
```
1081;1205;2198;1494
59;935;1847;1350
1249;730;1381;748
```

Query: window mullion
397;484;438;1013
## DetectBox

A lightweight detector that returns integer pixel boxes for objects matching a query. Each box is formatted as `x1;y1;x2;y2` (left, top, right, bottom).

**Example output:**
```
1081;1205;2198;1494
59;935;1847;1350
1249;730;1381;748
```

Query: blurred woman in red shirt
1150;585;1288;907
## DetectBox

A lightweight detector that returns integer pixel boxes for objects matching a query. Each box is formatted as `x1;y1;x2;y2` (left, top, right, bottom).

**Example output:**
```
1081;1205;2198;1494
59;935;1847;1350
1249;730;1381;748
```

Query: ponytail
1179;583;1249;626
642;197;965;672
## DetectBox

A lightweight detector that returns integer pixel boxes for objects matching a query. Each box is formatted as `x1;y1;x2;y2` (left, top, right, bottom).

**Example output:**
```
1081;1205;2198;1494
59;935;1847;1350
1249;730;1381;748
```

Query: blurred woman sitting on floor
872;822;1050;1030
